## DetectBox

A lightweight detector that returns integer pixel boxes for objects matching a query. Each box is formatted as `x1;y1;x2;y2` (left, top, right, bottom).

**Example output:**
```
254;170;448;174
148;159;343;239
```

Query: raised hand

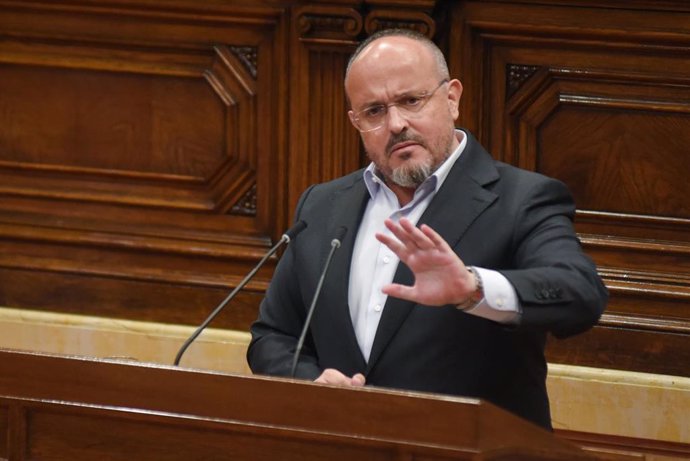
375;217;476;306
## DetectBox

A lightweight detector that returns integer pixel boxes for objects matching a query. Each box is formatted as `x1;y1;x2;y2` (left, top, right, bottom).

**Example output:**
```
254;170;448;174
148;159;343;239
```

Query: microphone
290;226;347;378
174;220;307;366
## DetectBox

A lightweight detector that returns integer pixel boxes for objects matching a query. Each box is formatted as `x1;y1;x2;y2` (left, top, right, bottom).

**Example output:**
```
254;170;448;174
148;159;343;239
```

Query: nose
386;105;409;133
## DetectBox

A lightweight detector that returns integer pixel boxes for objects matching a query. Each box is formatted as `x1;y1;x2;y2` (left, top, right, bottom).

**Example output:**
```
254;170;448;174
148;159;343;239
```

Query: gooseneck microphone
290;226;347;378
174;220;307;366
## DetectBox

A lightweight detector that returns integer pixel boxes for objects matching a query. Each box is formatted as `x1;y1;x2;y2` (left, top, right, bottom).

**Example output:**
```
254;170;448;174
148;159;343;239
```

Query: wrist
456;266;484;311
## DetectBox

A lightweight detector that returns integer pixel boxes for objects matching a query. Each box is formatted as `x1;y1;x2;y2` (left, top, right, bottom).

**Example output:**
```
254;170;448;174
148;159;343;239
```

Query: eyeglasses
351;79;449;133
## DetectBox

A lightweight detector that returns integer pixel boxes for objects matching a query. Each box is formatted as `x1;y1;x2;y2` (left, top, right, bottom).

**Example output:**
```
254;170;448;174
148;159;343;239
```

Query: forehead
345;36;438;106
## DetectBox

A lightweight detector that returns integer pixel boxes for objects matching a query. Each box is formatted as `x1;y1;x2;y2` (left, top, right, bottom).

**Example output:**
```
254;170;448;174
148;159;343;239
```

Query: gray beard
373;126;456;188
390;160;433;188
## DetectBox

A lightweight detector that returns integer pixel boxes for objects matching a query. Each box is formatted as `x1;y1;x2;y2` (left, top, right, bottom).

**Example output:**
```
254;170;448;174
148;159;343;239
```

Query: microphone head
331;226;348;248
283;220;308;243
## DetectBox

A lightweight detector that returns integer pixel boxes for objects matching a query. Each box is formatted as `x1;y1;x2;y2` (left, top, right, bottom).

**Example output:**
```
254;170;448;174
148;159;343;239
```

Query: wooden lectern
0;348;594;460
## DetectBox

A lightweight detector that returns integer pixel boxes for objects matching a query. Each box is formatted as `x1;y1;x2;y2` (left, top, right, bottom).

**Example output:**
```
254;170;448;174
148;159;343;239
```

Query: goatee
390;160;433;188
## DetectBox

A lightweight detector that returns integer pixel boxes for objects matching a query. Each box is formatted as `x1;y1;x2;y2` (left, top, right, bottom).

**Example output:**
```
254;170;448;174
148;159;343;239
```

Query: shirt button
495;297;505;308
374;304;382;312
383;256;390;264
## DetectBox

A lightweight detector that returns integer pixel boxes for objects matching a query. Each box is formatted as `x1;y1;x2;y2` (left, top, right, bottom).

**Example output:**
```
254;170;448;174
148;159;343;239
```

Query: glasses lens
353;80;447;132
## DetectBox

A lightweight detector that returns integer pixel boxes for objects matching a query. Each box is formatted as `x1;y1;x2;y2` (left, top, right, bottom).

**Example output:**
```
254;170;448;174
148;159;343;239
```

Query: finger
381;282;416;302
351;373;366;386
385;218;431;252
419;224;453;252
399;218;435;250
315;368;350;385
383;219;412;247
375;231;405;255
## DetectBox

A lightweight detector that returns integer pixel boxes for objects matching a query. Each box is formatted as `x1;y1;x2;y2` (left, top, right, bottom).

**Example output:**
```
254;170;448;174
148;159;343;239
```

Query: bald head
345;29;449;84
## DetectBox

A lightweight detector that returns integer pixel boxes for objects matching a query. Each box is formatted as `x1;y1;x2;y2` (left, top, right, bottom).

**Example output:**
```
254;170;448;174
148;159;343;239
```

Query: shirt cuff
463;267;521;325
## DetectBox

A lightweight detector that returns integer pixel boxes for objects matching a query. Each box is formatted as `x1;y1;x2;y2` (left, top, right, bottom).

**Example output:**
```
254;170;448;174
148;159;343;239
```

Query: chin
390;160;433;188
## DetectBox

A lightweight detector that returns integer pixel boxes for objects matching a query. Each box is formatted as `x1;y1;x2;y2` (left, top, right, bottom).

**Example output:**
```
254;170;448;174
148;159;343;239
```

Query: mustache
385;132;426;156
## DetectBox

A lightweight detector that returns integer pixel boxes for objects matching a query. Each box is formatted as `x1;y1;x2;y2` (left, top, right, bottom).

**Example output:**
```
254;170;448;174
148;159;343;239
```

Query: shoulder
308;169;365;195
294;168;366;214
493;161;573;203
460;131;575;213
300;169;365;201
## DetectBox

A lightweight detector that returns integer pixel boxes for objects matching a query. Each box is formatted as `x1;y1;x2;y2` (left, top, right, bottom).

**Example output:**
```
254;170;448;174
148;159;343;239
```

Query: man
247;28;607;430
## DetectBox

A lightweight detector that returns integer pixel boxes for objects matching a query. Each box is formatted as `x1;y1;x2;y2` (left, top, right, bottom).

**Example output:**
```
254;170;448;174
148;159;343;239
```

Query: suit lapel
366;133;499;371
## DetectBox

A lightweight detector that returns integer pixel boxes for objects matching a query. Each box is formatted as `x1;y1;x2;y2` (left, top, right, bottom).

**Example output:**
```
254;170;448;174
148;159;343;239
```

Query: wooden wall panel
286;4;363;213
0;0;441;331
447;0;690;376
0;0;293;327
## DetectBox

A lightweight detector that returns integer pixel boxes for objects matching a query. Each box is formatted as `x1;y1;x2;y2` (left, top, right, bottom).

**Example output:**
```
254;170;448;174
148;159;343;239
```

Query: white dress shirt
348;130;520;362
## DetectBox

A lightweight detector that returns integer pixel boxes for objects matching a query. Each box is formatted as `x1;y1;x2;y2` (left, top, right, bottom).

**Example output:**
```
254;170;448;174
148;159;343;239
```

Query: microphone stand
174;222;306;366
290;227;347;377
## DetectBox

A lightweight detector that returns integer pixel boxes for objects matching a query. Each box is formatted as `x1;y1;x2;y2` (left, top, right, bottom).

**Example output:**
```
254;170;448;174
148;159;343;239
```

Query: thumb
382;283;415;302
351;373;366;386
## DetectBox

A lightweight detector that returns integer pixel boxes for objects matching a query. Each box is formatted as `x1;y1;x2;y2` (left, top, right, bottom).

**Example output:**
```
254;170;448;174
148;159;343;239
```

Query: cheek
362;134;388;158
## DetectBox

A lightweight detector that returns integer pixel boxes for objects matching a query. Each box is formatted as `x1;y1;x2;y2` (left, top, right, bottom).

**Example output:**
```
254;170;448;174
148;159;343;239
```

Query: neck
389;182;416;207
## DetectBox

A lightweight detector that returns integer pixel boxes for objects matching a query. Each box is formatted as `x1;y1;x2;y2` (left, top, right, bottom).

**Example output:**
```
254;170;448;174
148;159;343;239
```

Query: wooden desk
0;348;593;460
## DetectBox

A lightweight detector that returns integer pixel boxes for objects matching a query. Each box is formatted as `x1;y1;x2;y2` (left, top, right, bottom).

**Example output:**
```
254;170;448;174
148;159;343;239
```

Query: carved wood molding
463;7;690;50
295;5;363;42
506;64;542;99
230;184;258;216
364;9;436;37
204;45;258;215
229;46;258;79
294;4;437;41
0;0;283;27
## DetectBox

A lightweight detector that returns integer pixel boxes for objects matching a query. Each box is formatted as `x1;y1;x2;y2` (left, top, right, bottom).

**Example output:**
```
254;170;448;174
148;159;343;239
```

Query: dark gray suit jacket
247;131;608;429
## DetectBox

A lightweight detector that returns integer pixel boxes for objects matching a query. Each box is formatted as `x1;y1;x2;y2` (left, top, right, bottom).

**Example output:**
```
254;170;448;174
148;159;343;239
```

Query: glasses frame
351;79;449;133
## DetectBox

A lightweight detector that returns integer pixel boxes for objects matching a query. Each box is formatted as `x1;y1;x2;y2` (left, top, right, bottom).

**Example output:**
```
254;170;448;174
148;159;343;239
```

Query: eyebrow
359;88;427;109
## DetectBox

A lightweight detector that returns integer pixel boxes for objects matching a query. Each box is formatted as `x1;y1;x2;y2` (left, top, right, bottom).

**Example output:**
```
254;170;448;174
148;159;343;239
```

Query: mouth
388;141;419;157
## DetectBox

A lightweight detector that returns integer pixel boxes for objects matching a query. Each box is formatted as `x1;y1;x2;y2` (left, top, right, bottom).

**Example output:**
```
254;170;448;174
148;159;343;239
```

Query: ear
347;110;358;129
446;79;463;121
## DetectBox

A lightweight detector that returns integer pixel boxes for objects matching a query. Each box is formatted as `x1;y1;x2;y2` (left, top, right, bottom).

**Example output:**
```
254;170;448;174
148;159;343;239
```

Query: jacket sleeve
499;177;608;338
246;186;323;380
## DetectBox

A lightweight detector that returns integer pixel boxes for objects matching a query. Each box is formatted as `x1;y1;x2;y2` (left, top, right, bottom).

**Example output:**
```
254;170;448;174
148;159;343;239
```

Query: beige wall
0;306;687;445
0;307;250;374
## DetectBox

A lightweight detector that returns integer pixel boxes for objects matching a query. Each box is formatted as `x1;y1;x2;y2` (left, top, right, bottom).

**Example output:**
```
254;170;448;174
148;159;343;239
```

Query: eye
403;95;424;107
362;105;385;118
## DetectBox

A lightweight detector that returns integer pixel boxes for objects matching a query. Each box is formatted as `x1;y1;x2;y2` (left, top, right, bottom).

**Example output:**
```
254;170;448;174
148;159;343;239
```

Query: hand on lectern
315;368;366;387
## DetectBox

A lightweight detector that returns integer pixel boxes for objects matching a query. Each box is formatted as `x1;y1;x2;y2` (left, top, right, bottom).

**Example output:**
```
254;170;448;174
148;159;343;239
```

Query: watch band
456;266;484;311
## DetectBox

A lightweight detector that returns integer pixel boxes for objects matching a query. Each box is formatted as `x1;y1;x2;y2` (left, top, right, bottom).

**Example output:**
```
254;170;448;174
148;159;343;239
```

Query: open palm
376;218;475;306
